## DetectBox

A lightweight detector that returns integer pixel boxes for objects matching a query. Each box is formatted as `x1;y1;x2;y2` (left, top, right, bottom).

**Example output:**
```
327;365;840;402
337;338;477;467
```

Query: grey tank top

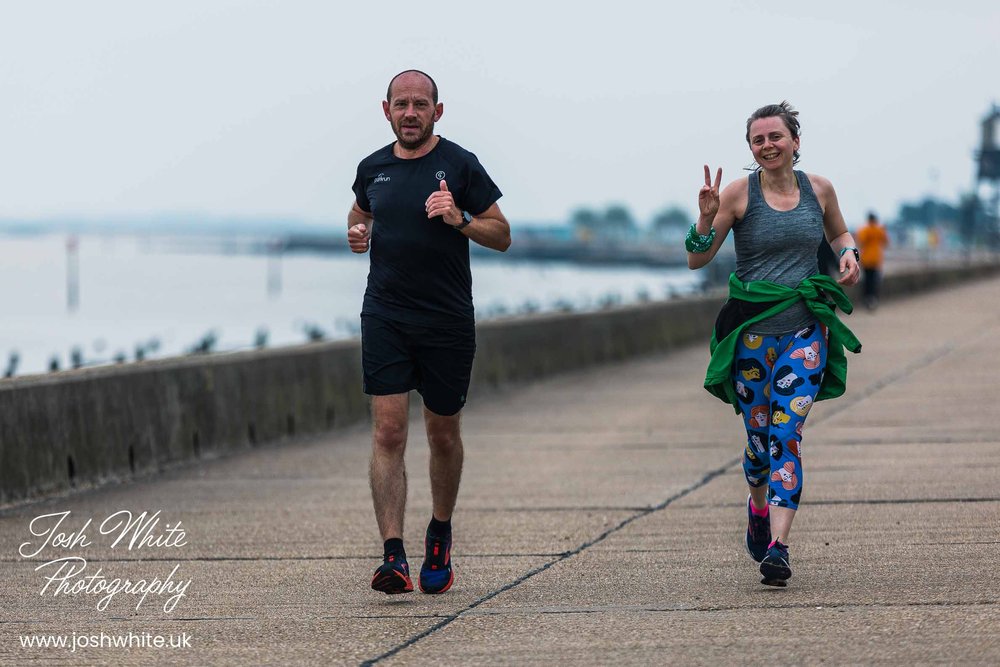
732;170;824;335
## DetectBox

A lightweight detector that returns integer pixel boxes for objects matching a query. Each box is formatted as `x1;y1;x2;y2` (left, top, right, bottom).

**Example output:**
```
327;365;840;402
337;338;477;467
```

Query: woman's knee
743;446;769;487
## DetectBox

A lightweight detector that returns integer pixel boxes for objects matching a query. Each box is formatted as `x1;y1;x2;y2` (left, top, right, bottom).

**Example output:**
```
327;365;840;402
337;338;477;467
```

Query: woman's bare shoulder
721;175;749;218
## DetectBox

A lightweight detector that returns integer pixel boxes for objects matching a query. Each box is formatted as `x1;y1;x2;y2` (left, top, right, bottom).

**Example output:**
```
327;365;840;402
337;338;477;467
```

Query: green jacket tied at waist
706;273;862;412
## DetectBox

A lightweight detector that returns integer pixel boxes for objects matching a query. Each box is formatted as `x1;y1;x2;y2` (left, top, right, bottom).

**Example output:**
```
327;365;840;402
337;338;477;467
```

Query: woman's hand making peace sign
699;165;723;219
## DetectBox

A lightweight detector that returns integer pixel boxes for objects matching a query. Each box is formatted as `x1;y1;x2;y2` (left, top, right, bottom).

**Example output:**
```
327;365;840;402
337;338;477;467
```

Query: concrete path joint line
359;460;739;666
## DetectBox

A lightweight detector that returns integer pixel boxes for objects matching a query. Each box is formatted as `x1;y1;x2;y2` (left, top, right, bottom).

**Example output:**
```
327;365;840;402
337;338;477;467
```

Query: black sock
428;517;452;538
383;538;405;560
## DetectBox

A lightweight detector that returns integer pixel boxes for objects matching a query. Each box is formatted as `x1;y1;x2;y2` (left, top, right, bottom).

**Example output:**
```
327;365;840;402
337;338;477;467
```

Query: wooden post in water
267;238;283;298
66;235;79;312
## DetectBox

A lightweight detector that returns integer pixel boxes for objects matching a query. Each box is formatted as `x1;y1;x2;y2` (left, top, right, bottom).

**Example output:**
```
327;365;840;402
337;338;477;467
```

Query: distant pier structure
975;103;1000;248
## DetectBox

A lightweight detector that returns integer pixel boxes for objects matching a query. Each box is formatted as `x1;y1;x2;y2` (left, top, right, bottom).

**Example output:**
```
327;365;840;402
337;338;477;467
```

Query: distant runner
856;211;890;309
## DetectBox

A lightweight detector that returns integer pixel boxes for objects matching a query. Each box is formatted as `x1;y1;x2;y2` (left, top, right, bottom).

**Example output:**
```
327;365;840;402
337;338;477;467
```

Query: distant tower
975;103;1000;248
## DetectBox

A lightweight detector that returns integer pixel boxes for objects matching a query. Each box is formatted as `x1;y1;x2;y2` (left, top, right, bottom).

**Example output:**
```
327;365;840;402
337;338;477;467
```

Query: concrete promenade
2;274;999;666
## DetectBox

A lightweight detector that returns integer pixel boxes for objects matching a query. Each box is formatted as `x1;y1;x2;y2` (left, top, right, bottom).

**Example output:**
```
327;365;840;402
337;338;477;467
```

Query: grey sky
1;0;997;228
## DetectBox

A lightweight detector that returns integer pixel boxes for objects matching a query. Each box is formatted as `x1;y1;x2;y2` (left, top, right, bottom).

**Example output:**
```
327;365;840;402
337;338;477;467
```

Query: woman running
687;101;862;586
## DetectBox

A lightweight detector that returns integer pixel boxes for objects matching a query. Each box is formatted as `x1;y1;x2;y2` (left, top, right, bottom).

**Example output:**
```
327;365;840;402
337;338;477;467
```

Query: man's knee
371;394;410;454
373;418;408;454
425;417;462;453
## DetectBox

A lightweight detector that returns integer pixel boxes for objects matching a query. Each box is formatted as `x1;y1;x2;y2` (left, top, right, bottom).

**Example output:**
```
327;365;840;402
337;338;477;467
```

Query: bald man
348;69;510;595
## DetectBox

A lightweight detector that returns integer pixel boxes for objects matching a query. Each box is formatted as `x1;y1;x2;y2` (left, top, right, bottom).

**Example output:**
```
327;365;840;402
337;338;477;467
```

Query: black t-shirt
352;137;502;326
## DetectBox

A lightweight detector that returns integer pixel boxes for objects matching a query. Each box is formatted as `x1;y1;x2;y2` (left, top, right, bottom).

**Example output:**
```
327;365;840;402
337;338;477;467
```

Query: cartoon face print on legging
738;358;766;382
769;435;783;461
742;333;763;350
735;379;755;404
790;342;821;369
773;365;804;396
772;461;798;490
770;401;791;426
789;395;813;417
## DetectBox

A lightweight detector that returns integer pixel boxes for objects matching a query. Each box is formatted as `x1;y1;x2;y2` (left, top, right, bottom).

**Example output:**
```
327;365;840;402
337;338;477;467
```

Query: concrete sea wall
2;260;998;505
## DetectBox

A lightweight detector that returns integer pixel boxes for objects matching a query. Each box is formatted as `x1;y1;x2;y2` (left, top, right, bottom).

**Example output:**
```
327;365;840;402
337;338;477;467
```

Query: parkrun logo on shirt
374;173;390;184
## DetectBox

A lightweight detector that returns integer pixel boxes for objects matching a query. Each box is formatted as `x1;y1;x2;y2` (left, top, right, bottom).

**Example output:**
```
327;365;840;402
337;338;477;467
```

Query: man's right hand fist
348;224;370;253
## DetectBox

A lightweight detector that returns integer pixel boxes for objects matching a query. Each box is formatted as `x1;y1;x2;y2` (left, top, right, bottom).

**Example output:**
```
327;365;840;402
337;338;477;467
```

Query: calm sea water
0;233;702;376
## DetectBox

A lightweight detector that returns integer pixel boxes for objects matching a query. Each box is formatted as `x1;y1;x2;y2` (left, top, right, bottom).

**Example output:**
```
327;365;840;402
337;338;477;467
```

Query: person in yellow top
855;212;890;309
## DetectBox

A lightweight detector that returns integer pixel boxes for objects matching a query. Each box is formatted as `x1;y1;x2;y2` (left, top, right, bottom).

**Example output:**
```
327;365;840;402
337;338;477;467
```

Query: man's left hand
426;180;462;226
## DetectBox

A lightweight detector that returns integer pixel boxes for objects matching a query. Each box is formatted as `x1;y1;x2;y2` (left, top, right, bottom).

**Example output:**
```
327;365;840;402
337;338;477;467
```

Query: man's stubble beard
394;120;435;151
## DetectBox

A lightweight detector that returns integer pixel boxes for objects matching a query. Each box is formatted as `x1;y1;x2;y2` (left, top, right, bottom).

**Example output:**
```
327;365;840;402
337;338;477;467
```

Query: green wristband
685;223;716;253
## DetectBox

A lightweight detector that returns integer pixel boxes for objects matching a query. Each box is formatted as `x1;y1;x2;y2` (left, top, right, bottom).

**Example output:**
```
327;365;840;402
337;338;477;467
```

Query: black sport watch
456;211;473;230
840;246;860;262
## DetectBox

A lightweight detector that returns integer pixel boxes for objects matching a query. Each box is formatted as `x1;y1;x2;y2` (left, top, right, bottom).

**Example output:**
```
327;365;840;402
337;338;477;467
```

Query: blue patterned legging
732;322;828;510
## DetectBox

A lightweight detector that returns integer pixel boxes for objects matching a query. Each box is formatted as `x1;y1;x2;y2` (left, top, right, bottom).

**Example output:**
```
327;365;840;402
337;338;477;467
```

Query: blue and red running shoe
745;495;771;563
419;531;454;594
371;553;413;594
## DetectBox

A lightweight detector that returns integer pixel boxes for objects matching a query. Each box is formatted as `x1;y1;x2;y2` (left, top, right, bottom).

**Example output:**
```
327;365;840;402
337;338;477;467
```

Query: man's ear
434;102;443;122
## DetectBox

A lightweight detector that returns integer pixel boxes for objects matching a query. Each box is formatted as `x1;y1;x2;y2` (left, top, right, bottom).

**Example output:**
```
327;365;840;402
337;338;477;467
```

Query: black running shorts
360;315;476;416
